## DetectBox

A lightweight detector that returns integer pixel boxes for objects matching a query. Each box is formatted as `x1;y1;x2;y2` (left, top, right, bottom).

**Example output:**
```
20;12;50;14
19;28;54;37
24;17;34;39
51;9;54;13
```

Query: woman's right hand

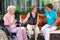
14;19;17;24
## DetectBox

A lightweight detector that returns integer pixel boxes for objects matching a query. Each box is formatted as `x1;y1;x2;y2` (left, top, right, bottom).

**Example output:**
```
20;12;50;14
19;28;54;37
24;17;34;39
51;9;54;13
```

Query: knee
35;27;39;32
45;29;50;33
35;27;39;30
22;29;27;33
27;27;31;32
17;29;22;33
41;27;44;32
16;29;23;37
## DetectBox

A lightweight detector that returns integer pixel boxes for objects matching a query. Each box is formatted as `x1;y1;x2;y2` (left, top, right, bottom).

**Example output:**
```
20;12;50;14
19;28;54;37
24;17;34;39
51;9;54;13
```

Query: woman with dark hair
40;4;58;40
23;6;39;40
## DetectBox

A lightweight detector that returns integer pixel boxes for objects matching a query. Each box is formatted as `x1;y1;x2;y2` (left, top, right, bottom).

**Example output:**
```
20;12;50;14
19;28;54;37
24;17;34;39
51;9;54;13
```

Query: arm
48;18;58;28
10;19;17;25
36;13;45;26
36;14;39;26
9;15;17;25
52;18;58;26
4;15;16;26
39;14;44;17
4;15;13;26
23;13;30;23
48;12;58;28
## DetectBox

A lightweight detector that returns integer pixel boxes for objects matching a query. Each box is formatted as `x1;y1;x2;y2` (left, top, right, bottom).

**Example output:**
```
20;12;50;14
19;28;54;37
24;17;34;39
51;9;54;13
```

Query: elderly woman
4;6;28;40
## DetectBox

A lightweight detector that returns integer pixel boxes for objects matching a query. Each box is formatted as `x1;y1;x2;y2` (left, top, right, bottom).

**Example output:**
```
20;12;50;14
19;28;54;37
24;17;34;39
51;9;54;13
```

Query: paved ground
31;34;60;40
0;30;8;40
7;34;60;40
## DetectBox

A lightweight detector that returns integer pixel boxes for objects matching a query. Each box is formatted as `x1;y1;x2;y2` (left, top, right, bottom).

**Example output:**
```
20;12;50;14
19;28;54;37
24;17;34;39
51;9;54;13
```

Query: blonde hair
7;5;16;12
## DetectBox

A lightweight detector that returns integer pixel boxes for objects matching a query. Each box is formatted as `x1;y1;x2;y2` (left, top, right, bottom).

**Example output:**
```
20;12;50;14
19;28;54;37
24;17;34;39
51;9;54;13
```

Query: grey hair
7;5;16;12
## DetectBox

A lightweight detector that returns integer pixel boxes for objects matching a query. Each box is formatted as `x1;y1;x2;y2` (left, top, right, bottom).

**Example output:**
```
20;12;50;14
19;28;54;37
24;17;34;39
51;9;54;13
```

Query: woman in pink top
4;6;28;40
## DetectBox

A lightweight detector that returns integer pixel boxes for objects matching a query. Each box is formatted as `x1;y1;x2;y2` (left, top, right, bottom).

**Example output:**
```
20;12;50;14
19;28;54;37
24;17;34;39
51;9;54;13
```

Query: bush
15;10;20;21
0;11;5;19
15;10;29;21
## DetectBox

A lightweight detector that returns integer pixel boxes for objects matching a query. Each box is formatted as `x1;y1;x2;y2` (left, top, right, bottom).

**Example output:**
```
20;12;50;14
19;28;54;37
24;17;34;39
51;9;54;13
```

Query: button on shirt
44;10;58;26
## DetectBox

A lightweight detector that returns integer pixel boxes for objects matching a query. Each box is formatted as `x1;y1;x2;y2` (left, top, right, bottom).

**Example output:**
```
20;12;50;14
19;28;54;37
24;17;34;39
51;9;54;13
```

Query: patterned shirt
4;13;16;27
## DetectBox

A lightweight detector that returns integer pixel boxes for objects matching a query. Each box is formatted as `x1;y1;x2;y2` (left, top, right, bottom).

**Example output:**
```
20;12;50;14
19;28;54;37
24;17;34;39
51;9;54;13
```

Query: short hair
31;6;37;11
7;5;16;12
46;4;53;9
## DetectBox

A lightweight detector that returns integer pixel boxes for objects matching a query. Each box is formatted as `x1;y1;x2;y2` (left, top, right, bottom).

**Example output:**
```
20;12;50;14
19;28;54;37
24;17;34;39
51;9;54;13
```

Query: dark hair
46;4;53;9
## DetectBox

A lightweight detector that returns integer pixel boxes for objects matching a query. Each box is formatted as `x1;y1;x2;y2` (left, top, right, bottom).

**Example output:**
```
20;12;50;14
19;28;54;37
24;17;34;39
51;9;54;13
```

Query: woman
4;6;28;40
23;6;39;40
40;4;58;40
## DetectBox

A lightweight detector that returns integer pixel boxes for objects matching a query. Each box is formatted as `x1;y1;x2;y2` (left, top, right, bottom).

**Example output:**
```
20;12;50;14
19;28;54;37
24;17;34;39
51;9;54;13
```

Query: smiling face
46;4;53;12
7;6;16;15
33;7;37;13
9;8;15;15
46;6;51;12
32;6;37;14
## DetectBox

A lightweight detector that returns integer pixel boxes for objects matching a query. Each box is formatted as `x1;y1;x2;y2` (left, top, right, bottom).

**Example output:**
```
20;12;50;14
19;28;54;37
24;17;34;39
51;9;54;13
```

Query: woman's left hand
48;26;53;28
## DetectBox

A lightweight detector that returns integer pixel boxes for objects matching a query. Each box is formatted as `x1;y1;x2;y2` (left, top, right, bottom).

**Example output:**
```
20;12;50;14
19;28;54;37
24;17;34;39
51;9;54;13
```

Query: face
32;7;37;13
46;6;51;12
9;8;15;15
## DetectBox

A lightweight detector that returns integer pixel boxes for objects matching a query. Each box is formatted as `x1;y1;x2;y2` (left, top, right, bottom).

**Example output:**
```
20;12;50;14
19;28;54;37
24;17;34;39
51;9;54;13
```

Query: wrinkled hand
14;20;17;24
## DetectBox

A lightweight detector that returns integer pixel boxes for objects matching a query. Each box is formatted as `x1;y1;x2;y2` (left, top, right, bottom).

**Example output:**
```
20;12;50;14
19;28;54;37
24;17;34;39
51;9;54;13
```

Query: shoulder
45;10;48;15
52;10;57;14
26;12;30;18
37;13;40;17
37;13;39;16
4;13;9;18
3;13;9;20
27;12;30;16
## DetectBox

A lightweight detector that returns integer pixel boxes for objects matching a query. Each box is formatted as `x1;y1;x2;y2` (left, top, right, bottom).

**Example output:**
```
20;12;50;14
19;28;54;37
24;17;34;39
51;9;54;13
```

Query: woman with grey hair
4;5;28;40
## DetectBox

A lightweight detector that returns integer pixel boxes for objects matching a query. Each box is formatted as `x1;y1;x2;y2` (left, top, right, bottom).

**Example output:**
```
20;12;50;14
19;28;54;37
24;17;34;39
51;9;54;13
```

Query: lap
7;27;21;33
27;24;39;30
41;24;49;30
46;26;57;32
27;24;34;30
41;24;57;32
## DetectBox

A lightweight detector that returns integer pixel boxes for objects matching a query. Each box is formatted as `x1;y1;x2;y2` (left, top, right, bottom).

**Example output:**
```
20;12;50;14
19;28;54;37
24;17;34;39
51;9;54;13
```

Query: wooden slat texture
20;13;60;30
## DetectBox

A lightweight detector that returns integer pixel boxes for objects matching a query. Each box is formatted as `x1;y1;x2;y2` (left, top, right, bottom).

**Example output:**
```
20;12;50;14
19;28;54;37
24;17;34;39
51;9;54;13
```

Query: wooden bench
20;13;60;34
36;30;60;34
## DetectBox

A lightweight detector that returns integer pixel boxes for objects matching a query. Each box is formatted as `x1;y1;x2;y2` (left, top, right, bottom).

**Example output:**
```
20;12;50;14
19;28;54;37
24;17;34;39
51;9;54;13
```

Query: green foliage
15;10;20;21
0;11;5;19
15;10;29;21
44;0;50;5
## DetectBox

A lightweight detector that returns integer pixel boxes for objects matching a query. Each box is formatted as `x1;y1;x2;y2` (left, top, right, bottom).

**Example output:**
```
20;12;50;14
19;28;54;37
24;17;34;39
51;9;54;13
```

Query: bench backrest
20;13;60;30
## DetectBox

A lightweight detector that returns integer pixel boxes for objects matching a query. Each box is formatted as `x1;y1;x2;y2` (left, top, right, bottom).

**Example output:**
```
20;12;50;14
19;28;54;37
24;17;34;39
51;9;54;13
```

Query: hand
36;24;38;26
15;20;17;22
48;26;52;28
14;20;17;24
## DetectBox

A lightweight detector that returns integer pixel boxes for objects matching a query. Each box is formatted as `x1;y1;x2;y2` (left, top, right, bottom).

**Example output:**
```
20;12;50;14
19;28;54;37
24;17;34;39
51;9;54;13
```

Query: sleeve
54;12;58;19
44;12;46;16
4;15;8;22
44;10;48;16
3;14;9;25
